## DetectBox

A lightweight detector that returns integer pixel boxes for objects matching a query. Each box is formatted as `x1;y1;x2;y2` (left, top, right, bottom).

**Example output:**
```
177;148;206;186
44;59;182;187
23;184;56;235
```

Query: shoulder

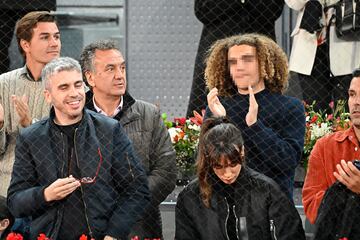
270;92;304;108
0;68;23;82
272;94;305;116
18;118;50;141
131;100;160;116
317;129;351;146
86;109;119;127
178;179;201;200
243;168;283;193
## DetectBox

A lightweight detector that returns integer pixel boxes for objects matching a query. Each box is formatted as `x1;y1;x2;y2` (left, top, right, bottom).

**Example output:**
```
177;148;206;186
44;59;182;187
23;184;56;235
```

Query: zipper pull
270;220;278;240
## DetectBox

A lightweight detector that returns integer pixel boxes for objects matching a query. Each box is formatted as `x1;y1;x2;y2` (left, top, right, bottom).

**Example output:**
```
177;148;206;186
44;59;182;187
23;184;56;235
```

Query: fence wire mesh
0;0;360;239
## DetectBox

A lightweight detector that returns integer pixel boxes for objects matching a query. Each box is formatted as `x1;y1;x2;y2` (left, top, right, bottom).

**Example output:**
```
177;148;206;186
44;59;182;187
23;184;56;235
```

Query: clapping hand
12;95;31;127
207;88;226;117
245;85;258;126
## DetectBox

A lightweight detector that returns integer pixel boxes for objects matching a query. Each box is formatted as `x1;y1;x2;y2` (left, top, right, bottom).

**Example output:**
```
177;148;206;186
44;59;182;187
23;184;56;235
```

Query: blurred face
348;77;360;128
21;22;61;65
86;49;126;100
44;70;85;125
212;157;241;185
228;44;264;94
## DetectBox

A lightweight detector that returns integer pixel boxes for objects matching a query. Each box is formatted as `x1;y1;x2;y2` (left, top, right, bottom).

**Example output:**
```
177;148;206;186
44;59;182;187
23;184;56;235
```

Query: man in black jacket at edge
7;57;150;240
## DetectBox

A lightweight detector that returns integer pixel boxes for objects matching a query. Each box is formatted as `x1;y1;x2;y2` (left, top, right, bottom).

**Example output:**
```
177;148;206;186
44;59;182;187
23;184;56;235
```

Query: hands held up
12;95;32;128
207;86;258;126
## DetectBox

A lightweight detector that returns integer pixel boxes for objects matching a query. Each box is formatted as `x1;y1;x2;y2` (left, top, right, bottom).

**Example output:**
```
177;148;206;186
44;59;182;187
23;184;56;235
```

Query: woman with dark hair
175;118;305;240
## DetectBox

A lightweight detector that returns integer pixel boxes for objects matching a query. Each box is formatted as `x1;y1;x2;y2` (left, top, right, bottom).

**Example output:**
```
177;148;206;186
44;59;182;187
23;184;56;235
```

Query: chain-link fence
1;0;360;239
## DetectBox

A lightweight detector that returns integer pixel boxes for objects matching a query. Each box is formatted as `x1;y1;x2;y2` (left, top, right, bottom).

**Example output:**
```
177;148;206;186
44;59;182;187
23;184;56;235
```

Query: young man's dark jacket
175;167;305;240
7;108;150;239
86;91;177;238
205;89;305;198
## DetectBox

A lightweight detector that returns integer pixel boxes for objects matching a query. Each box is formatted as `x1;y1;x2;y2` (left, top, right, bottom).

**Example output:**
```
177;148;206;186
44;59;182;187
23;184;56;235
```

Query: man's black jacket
7;109;150;239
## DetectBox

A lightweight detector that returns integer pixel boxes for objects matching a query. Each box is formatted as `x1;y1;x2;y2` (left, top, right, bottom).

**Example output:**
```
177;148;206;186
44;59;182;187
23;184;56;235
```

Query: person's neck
238;86;265;95
54;112;83;126
26;59;45;81
93;93;121;116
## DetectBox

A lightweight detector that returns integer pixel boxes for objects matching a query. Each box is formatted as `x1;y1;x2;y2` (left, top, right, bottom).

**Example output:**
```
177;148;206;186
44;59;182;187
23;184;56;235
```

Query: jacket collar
210;166;250;209
85;90;136;120
335;126;358;145
48;106;90;133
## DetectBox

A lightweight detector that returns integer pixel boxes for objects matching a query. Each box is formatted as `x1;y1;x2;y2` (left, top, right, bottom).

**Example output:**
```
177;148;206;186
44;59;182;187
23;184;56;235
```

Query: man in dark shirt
205;33;305;198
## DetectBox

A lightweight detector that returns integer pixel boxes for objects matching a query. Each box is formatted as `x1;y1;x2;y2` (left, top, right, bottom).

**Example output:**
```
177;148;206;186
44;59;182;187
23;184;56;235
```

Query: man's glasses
79;148;103;184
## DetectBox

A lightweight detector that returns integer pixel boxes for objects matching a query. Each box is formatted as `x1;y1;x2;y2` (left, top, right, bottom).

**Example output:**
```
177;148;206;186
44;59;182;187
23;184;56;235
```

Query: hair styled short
41;57;82;90
15;11;57;58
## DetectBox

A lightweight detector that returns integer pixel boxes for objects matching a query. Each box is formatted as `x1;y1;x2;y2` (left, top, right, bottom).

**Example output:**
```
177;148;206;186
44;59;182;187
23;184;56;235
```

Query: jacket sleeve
194;0;245;25
302;137;329;224
7;132;50;217
105;123;150;238
268;184;306;240
175;189;200;240
148;109;177;206
242;98;305;173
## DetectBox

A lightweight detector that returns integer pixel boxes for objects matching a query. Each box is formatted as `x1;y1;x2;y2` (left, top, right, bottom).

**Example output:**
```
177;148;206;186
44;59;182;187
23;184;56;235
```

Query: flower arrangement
5;233;94;240
303;100;351;169
162;110;204;180
5;233;160;240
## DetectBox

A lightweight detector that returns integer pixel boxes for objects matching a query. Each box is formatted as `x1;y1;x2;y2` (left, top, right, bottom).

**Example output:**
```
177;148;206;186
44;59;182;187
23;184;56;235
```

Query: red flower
310;115;318;123
131;236;140;240
174;117;186;126
189;109;205;126
37;233;50;240
329;101;334;109
327;114;333;121
6;233;23;240
79;234;88;240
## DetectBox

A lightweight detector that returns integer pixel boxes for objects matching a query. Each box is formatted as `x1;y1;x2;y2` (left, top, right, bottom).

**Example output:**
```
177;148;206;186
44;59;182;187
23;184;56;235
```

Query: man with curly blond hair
205;33;305;198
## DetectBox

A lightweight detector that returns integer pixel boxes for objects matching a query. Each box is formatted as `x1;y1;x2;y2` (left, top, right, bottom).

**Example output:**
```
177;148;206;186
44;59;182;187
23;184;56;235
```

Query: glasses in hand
79;147;103;184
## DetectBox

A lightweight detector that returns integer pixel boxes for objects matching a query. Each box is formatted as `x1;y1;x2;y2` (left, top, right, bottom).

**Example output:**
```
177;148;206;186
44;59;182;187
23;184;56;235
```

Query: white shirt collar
93;95;123;117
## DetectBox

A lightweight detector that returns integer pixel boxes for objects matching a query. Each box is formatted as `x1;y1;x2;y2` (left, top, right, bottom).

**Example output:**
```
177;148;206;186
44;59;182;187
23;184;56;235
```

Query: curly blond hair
204;33;289;96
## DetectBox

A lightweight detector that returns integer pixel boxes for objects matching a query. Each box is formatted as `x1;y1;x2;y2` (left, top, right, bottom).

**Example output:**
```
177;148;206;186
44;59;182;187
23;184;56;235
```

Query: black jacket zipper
73;128;94;239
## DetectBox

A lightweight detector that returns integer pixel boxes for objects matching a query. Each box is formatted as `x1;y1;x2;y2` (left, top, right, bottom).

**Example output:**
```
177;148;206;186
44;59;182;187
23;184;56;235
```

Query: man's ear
20;39;30;54
85;71;95;88
43;89;52;104
0;219;10;231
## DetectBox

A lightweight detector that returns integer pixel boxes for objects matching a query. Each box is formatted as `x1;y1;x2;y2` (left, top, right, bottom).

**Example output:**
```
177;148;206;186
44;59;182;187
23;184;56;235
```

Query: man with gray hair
81;40;176;239
7;57;150;240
